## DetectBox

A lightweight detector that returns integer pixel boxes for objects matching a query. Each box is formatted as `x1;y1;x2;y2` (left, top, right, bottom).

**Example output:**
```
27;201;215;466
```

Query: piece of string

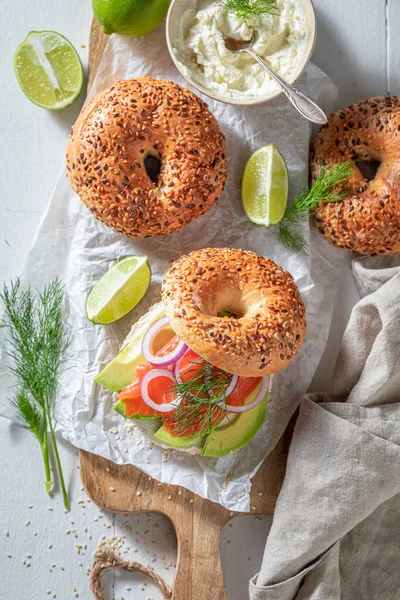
90;546;172;599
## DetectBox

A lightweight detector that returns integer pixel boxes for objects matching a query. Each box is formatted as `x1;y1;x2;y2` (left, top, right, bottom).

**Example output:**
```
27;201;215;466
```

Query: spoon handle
245;48;328;125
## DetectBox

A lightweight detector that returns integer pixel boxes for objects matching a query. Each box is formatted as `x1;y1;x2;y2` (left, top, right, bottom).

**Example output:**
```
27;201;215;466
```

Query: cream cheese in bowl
167;0;315;105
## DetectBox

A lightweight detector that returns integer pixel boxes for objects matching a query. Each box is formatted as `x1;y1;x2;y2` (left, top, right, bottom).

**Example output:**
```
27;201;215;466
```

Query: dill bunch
224;0;280;20
1;278;70;508
164;361;233;437
279;162;354;255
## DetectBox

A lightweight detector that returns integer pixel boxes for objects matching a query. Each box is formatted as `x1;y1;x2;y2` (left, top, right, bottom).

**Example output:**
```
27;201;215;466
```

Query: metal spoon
223;32;328;125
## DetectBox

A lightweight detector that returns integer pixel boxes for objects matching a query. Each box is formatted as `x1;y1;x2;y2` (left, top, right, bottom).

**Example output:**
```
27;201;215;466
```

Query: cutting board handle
171;499;228;600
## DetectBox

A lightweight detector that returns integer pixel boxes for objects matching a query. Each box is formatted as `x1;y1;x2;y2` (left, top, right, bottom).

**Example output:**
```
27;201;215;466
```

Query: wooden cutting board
80;20;292;600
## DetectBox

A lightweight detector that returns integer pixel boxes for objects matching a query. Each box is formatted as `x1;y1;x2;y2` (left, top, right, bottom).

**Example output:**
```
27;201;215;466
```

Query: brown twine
90;546;172;600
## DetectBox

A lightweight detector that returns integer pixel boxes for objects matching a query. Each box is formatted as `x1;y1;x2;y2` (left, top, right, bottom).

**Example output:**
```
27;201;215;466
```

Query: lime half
242;144;288;226
86;256;152;325
14;31;84;110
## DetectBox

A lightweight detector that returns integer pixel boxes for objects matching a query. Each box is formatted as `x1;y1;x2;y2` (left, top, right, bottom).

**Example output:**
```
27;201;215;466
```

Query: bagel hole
215;288;246;320
144;154;161;184
218;310;240;319
356;159;380;181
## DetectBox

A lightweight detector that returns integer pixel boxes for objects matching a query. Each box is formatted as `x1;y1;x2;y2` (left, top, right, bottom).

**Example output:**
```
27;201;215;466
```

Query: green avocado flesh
95;303;166;392
155;426;204;449
201;390;268;458
152;386;268;457
114;398;161;421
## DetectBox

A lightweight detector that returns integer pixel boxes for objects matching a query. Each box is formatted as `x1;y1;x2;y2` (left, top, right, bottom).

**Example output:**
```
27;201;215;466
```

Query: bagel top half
66;78;227;238
161;248;306;378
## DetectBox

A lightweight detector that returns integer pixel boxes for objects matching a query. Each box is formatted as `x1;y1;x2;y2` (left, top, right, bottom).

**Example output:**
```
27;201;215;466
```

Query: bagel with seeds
162;248;306;377
311;97;400;255
66;78;227;238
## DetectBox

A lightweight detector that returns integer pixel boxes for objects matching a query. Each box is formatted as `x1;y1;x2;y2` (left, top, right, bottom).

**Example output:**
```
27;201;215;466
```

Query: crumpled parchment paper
0;29;342;511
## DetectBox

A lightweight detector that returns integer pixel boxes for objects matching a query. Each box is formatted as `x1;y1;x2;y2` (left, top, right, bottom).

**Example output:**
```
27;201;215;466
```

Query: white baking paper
0;29;343;511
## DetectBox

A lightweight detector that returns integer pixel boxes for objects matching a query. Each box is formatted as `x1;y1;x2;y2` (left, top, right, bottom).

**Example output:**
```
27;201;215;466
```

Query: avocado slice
114;398;161;421
201;389;268;458
155;425;204;449
95;303;166;392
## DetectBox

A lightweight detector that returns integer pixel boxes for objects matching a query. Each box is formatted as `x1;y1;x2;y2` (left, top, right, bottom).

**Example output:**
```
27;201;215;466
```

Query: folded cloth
250;255;400;600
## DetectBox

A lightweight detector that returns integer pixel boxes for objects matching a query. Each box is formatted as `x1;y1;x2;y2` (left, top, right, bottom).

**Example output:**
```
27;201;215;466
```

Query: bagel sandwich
95;248;306;457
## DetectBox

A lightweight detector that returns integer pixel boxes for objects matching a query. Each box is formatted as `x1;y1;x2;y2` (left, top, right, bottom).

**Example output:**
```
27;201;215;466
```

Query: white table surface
1;1;399;598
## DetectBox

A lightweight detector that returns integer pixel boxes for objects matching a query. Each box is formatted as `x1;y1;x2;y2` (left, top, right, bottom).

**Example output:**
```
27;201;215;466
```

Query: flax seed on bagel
311;96;400;255
161;248;306;378
66;78;227;238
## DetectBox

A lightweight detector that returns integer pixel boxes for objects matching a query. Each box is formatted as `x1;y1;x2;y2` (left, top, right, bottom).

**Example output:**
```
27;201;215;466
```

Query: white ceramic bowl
166;0;317;106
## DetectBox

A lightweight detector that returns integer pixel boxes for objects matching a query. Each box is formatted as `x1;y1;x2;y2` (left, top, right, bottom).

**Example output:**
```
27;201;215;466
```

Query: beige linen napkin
250;255;400;600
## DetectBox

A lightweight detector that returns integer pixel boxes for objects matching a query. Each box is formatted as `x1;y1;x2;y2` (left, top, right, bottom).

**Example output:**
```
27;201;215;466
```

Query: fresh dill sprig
1;278;70;508
164;361;233;437
279;162;354;256
224;0;280;20
12;388;42;439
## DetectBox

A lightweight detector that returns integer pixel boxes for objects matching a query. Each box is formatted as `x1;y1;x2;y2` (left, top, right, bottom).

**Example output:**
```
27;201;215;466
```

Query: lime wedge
14;31;84;110
242;144;288;226
86;256;152;325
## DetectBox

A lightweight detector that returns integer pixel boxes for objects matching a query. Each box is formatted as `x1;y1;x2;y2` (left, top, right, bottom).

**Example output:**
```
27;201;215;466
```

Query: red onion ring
173;351;187;385
140;368;182;413
141;316;187;367
224;374;239;399
224;376;270;413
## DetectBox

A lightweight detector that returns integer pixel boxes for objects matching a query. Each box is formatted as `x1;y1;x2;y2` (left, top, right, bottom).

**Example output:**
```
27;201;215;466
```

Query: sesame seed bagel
161;248;306;378
66;78;227;238
311;97;400;255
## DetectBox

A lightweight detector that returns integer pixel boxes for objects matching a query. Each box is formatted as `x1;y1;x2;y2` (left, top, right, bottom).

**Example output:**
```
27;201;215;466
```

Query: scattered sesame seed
25;520;31;527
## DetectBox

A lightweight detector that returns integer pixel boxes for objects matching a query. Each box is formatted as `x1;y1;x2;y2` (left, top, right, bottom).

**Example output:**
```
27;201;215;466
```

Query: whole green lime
93;0;170;37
